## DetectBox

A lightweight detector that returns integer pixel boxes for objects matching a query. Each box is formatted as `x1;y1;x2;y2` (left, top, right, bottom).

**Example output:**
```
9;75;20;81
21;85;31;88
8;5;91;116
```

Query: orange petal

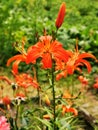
78;59;92;73
54;45;70;62
12;60;21;74
79;53;97;60
68;108;78;116
56;71;67;80
7;55;26;66
56;73;63;81
42;53;52;69
26;46;41;64
30;81;39;88
67;65;75;75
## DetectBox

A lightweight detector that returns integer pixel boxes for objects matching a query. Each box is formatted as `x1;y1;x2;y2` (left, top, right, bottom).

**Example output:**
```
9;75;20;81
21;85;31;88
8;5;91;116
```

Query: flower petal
56;71;67;80
7;54;26;74
12;60;21;74
78;53;97;60
54;48;69;62
66;65;74;75
26;45;42;64
77;59;92;73
7;54;25;66
42;53;52;69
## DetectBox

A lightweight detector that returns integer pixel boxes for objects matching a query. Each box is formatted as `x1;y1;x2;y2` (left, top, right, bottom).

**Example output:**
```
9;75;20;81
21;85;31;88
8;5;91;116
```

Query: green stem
35;62;41;106
15;104;19;130
51;61;56;130
71;75;75;96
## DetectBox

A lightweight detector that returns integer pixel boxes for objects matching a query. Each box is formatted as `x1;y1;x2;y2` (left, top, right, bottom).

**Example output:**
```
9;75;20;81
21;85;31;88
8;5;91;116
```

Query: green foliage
0;0;98;66
0;0;50;66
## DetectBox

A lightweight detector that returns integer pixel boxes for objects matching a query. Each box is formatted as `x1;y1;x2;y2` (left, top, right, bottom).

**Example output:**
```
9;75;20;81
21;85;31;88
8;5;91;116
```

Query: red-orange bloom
14;73;39;89
62;105;78;116
78;75;88;86
15;92;26;101
56;44;97;80
16;92;26;98
2;96;11;105
55;2;66;29
56;60;67;80
93;77;98;89
26;35;69;69
93;83;98;89
66;45;96;75
7;54;27;74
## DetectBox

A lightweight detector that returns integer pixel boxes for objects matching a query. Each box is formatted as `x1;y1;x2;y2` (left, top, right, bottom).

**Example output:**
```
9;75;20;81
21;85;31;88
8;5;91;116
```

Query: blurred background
0;0;98;69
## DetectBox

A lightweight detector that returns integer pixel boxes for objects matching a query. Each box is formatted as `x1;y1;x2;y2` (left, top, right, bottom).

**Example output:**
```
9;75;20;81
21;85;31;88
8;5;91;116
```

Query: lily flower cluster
7;3;97;80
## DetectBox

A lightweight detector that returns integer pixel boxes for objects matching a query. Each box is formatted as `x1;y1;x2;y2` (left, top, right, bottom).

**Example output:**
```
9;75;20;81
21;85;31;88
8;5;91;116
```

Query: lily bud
55;2;66;29
45;95;50;106
43;114;50;120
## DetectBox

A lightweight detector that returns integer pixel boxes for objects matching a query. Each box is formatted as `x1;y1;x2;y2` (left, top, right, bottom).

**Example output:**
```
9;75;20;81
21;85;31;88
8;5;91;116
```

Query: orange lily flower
55;2;66;29
26;35;69;69
62;105;78;116
66;44;97;75
56;43;97;80
7;54;27;74
14;73;39;89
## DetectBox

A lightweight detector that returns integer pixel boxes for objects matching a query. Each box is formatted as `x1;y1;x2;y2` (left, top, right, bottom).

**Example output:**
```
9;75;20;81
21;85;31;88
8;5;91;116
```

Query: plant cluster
0;0;98;67
0;2;98;130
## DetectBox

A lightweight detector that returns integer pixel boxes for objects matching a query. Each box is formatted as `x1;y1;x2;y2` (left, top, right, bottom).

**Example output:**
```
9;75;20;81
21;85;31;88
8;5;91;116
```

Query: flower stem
51;61;56;130
15;104;19;130
33;63;41;106
35;63;41;106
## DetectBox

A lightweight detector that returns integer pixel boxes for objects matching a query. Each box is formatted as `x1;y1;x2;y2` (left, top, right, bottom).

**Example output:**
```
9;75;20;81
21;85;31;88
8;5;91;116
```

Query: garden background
0;0;98;67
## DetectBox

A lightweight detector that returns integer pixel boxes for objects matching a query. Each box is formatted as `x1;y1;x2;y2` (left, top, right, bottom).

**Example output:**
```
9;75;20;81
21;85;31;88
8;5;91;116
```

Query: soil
77;89;98;129
80;91;98;119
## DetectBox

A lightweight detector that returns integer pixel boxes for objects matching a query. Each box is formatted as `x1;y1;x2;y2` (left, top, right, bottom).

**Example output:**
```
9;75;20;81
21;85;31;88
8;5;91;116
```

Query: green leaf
35;117;52;130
